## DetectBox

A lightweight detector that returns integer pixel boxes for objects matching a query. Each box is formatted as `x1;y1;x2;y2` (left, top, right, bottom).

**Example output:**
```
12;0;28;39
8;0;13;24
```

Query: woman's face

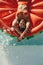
19;19;25;28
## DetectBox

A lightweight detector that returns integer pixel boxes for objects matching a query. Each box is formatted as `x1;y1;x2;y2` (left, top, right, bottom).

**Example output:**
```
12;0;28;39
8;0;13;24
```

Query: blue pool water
0;30;43;65
0;30;43;45
0;45;43;65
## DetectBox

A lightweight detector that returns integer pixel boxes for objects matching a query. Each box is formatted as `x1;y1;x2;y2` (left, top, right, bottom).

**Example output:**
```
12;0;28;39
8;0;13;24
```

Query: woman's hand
18;35;23;41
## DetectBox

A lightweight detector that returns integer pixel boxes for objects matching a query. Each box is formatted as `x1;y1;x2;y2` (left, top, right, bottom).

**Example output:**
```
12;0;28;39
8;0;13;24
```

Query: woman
10;0;30;41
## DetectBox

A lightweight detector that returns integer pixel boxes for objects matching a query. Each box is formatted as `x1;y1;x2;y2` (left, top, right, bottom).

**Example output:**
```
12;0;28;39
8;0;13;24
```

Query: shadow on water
0;30;43;46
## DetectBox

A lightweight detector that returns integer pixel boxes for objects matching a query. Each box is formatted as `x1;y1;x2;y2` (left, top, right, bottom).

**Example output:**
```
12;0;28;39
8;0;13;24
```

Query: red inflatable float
0;0;43;37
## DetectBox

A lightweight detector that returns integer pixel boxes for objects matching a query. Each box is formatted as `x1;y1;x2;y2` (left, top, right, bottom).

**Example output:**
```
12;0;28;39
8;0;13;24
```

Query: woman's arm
14;27;22;35
10;17;18;31
12;17;18;27
10;17;22;35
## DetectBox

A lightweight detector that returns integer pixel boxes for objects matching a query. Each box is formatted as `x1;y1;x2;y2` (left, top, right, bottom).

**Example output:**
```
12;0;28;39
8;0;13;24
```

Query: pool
0;30;43;65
